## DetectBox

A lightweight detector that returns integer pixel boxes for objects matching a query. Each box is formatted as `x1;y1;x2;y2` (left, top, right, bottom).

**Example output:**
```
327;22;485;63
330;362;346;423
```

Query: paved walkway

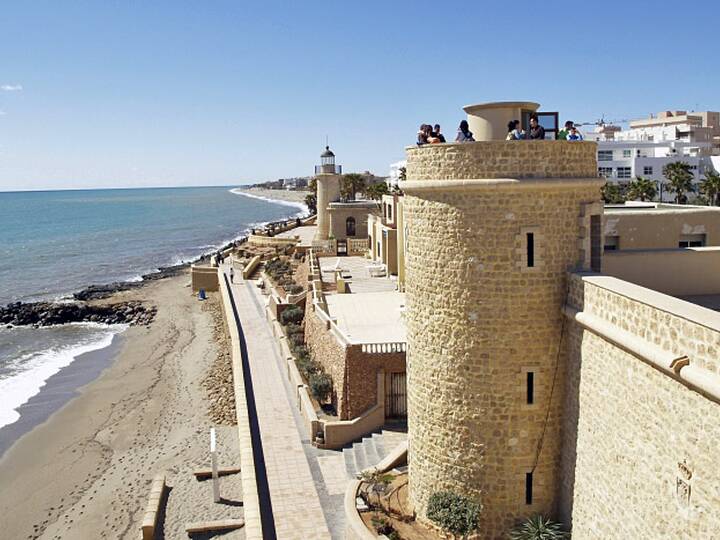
222;265;333;539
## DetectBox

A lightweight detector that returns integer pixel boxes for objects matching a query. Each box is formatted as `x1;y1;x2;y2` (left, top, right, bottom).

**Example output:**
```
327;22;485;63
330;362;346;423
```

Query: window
598;167;613;177
617;167;632;179
526;372;535;404
679;234;706;248
622;149;632;158
345;217;356;237
526;233;535;268
377;241;381;257
643;166;653;176
525;472;533;505
590;215;602;272
387;204;392;221
598;150;613;161
604;236;619;251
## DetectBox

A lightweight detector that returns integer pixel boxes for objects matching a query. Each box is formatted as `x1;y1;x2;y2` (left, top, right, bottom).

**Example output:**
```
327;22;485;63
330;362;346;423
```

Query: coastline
0;273;242;539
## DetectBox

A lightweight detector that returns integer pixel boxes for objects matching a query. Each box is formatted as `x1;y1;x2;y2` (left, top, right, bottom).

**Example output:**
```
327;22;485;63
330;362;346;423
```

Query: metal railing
314;164;342;175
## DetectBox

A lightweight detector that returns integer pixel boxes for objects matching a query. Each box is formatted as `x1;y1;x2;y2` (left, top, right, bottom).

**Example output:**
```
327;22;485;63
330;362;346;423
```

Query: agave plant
509;515;568;540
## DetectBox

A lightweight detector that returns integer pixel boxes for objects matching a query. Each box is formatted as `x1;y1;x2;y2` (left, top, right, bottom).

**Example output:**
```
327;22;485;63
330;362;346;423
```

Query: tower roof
321;146;335;158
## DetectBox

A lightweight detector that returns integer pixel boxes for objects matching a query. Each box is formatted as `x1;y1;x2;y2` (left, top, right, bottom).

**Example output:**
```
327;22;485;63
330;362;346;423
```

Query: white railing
360;342;407;354
348;238;369;253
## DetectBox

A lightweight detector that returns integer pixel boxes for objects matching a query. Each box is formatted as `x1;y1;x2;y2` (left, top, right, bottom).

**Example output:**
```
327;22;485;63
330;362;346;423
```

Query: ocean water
0;186;305;431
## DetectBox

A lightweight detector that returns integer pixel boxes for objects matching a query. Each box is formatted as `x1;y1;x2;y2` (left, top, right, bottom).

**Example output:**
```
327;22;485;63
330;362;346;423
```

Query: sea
0;186;305;431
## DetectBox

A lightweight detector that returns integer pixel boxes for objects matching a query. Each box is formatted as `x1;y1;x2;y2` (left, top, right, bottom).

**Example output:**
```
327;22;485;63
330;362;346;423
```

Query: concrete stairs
342;427;407;479
247;262;264;281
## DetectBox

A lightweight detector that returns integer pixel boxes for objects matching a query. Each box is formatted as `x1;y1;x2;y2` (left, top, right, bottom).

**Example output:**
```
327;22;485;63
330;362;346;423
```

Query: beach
231;186;309;206
0;271;242;539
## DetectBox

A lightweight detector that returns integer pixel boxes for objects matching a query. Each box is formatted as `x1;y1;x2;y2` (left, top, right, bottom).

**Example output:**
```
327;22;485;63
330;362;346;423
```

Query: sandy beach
0;271;242;539
232;186;309;206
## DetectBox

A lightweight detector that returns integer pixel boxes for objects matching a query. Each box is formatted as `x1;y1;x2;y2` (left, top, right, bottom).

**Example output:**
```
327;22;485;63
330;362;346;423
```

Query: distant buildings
586;110;720;201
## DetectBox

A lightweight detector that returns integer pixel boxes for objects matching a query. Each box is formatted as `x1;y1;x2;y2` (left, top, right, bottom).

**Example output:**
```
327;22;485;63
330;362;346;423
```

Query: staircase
342;427;407;479
246;262;264;281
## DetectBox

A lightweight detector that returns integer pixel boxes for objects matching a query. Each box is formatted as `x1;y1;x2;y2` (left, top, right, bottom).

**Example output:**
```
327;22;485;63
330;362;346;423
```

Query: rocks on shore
201;296;237;425
73;263;190;301
0;300;157;328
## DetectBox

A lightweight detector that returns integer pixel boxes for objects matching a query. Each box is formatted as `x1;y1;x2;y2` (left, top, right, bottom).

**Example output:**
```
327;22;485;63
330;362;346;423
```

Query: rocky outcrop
0;301;156;327
73;263;190;301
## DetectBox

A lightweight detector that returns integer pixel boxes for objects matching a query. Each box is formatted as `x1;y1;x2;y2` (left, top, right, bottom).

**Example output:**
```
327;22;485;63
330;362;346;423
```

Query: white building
387;160;407;190
585;110;720;202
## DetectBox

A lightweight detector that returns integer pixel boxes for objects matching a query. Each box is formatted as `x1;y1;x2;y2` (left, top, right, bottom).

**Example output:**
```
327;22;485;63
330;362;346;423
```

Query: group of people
417;121;476;145
506;116;583;141
417;116;584;145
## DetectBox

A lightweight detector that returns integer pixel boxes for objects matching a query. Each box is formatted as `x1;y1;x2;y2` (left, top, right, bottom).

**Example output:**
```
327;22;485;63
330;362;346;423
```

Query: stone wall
561;274;720;538
345;347;405;419
405;141;597;181
304;305;349;418
403;180;602;537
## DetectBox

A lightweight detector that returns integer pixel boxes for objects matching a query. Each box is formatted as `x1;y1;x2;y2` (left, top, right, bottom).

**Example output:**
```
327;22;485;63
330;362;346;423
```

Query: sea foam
0;324;127;429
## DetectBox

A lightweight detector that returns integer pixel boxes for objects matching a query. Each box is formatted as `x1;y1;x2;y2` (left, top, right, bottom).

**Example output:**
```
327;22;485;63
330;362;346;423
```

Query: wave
229;188;307;217
0;324;128;429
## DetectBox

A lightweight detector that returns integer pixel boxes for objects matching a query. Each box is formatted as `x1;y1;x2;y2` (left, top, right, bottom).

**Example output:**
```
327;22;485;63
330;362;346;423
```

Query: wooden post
210;427;220;503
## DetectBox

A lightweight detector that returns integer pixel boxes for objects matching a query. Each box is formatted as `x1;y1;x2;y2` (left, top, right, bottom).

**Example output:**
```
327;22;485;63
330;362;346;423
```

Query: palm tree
627;176;657;202
365;182;389;201
700;170;720;206
601;182;626;204
340;173;366;201
662;161;694;204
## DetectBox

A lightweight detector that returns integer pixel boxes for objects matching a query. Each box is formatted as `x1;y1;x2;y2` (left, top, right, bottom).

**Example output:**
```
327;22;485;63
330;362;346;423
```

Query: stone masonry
560;274;720;538
401;141;603;538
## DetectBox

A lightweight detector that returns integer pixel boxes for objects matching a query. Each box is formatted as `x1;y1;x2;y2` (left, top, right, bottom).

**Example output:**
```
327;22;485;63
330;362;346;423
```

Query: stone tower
314;146;342;240
401;110;603;538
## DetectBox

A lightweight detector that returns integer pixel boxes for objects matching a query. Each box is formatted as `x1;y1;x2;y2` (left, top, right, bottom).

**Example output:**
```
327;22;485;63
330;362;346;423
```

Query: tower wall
402;141;602;538
315;173;341;240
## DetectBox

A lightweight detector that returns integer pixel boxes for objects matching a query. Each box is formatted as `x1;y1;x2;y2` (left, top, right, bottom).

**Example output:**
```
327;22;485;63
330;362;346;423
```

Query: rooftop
319;256;398;295
605;203;720;215
325;291;406;344
276;225;317;248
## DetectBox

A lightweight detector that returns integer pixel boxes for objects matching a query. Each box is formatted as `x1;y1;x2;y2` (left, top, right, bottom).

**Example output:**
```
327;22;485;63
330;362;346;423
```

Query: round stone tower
401;140;603;538
315;146;342;240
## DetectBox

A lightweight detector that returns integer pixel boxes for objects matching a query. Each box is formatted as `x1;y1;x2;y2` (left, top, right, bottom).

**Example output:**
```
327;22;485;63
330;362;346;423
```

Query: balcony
315;164;342;175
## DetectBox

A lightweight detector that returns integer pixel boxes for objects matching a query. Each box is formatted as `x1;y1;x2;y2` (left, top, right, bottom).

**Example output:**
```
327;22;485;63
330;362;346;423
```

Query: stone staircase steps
342;428;408;479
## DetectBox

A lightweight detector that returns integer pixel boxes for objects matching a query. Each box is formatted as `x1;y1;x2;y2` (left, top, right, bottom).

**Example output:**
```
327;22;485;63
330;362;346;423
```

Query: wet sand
0;271;242;539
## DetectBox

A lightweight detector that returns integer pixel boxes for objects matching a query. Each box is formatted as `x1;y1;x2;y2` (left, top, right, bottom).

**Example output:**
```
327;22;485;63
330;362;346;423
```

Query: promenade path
221;264;335;539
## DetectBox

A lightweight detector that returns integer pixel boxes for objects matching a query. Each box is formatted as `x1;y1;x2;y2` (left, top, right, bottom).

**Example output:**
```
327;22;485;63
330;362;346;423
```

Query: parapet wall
405;141;597;181
561;274;720;538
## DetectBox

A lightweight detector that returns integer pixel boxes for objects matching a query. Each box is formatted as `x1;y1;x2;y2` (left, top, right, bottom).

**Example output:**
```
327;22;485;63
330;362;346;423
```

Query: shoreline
0;331;126;458
0;274;242;539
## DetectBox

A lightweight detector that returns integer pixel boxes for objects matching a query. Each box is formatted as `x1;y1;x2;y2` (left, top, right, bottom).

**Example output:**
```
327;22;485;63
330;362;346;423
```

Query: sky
1;1;719;191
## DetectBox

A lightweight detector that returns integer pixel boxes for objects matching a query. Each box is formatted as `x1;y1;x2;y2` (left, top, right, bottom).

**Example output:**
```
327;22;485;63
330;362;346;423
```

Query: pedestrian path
222;265;331;540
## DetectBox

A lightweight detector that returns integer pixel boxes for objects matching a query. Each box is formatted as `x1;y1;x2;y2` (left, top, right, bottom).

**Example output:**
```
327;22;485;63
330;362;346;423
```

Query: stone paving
319;255;399;294
222;264;333;539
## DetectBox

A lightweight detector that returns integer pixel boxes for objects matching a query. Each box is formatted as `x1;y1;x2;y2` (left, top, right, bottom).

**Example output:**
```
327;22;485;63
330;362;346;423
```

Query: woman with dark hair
506;119;525;140
455;120;475;142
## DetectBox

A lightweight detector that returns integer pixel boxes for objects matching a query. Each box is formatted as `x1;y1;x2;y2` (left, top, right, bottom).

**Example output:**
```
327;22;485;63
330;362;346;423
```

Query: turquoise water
0;186;305;431
0;186;304;304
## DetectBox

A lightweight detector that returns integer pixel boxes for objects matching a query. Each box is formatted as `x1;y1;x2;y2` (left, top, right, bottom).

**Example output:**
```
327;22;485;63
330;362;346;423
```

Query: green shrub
309;372;333;402
287;284;303;295
289;333;304;346
285;323;303;337
509;515;568;540
280;306;304;325
426;491;480;537
297;355;319;378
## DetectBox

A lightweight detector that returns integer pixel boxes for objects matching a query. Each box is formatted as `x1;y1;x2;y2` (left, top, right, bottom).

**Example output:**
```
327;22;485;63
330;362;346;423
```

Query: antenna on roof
325;134;329;148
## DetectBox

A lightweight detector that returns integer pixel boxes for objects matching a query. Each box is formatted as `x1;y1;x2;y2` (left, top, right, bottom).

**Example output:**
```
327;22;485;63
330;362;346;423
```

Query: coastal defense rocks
73;263;190;301
0;301;156;327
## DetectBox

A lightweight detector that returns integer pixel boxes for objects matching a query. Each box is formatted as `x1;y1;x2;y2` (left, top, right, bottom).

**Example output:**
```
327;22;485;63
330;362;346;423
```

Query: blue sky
1;1;719;191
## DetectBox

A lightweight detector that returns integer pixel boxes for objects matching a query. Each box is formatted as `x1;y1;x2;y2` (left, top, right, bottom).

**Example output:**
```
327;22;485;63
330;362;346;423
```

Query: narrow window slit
526;372;534;404
526;233;535;267
525;472;533;505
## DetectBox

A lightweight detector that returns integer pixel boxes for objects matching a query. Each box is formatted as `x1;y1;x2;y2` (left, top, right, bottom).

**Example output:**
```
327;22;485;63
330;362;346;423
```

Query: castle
400;102;720;538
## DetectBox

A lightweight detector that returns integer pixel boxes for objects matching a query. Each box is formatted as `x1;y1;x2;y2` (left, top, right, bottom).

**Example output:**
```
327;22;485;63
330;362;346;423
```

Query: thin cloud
1;84;23;91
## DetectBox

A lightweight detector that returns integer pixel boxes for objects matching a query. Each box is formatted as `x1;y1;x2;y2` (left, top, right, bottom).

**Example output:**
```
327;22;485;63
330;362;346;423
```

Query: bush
309;372;332;402
509;515;568;540
289;333;304;346
426;491;480;537
285;323;303;337
287;284;303;295
280;306;304;325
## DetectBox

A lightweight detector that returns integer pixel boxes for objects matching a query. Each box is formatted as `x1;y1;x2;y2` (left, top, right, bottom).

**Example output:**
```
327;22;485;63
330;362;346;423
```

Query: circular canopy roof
321;146;335;158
